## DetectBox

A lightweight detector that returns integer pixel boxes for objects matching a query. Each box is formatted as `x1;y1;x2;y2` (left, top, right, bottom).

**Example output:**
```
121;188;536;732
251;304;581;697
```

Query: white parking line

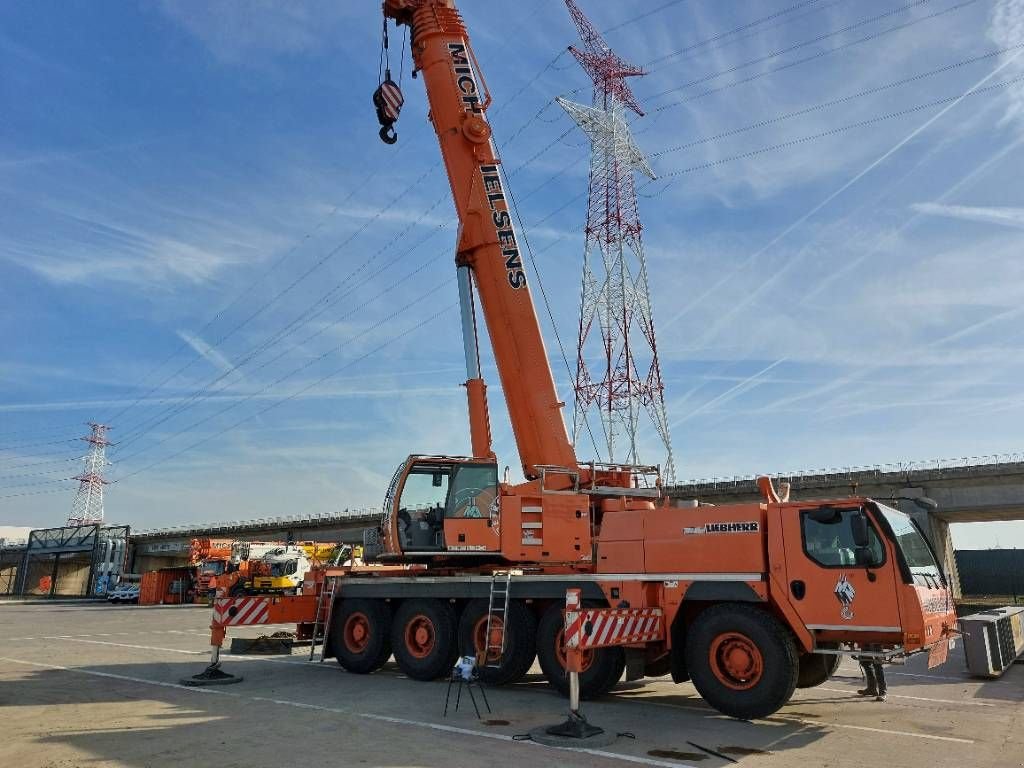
613;696;974;744
816;686;995;707
0;655;694;768
0;629;211;642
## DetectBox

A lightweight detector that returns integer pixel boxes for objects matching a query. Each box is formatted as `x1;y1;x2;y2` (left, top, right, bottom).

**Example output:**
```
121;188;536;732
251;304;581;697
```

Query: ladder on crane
483;571;512;668
308;576;339;662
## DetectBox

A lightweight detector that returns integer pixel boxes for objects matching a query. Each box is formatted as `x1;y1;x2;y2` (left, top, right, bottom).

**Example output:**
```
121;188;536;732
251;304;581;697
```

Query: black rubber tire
330;598;392;674
457;599;537;686
685;604;799;720
796;652;841;689
391;599;458;681
536;603;625;700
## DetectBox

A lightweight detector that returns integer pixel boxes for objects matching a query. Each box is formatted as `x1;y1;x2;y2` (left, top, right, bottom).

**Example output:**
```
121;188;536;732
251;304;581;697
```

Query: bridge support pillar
908;506;962;600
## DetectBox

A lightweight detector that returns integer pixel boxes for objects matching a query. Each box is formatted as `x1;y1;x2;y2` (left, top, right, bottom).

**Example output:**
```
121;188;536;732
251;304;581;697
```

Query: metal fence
956;549;1024;598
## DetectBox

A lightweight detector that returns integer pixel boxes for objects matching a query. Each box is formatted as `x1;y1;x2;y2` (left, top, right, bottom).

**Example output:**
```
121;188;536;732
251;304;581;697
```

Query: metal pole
568;664;580;716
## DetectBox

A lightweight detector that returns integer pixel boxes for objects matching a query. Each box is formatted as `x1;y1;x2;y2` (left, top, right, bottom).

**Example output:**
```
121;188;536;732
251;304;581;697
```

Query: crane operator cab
376;456;501;558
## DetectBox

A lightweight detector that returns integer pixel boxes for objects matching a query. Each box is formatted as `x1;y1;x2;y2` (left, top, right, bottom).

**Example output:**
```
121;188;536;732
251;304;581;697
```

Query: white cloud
177;331;236;375
155;0;360;64
910;202;1024;229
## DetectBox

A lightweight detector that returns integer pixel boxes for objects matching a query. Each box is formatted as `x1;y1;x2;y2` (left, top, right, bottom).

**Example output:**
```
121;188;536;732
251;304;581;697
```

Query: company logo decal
683;521;760;535
834;573;856;621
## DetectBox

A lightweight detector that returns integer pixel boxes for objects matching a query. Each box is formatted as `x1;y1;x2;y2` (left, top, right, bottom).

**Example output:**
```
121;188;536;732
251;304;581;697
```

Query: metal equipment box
958;606;1024;678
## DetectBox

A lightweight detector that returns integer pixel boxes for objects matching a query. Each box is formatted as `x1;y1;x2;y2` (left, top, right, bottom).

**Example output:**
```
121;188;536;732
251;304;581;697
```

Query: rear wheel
796;652;841;688
457;599;537;686
685;604;798;720
330;598;392;674
391;599;458;681
536;603;624;700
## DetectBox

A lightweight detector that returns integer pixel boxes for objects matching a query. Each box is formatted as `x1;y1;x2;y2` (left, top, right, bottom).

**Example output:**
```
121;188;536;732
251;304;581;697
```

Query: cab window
447;464;498;519
398;467;451;514
801;507;885;568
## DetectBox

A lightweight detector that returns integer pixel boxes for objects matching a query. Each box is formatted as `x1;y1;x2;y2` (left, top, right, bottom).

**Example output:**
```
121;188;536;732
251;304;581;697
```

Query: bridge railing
673;452;1024;492
135;507;383;538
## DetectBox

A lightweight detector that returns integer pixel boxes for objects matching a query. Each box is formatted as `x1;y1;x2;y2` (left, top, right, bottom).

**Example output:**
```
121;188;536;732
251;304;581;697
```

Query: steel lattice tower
557;0;675;481
67;423;111;526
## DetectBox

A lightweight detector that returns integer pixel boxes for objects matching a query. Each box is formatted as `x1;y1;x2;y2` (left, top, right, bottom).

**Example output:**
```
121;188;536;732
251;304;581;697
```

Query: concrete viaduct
667;456;1024;598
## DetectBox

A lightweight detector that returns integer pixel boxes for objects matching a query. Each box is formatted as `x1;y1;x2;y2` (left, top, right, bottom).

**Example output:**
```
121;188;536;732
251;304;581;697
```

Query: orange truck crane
190;538;234;598
196;0;959;719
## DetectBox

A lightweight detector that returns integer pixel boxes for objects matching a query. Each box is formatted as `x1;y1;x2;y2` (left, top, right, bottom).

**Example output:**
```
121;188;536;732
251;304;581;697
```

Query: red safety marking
564;608;663;650
379;81;403;120
212;597;270;627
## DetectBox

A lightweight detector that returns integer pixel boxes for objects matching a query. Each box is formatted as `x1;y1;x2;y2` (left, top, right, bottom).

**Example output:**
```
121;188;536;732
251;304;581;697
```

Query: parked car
106;584;140;604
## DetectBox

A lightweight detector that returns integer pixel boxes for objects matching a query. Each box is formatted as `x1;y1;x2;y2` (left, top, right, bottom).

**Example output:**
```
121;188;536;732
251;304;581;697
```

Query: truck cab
251;546;313;594
772;497;957;663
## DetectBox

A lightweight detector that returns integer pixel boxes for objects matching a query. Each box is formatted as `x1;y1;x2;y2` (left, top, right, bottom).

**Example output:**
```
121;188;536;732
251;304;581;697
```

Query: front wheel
685;604;798;720
536;603;624;700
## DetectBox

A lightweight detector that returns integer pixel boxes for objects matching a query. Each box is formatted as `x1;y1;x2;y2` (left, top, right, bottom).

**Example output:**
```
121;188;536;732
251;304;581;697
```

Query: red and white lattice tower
557;0;675;481
67;423;111;527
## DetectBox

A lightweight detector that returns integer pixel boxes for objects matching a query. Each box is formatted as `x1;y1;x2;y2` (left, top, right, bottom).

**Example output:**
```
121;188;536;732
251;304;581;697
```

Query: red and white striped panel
565;608;664;650
212;597;270;627
378;81;404;120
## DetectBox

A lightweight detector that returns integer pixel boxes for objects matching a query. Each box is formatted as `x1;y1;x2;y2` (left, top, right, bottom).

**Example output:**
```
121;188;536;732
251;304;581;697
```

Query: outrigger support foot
180;641;242;686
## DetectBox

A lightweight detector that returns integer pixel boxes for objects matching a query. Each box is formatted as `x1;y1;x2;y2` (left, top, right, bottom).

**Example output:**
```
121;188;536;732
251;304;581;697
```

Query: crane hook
373;77;404;146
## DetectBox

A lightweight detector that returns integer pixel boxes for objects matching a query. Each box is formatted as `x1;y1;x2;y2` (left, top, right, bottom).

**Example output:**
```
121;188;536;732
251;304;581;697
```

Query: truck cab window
802;508;885;568
396;465;451;549
447;464;498;519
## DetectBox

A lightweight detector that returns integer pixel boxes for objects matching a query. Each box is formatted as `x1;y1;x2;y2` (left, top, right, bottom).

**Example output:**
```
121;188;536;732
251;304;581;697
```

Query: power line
112;194;452;452
102;157;412;429
0;423;82;440
0;456;81;471
647;0;934;101
646;74;1024;180
643;0;840;69
112;301;458;484
109;166;444;439
103;50;571;431
0;487;70;502
0;438;79;451
651;43;1024;157
602;0;693;35
113;240;450;457
649;0;981;114
111;276;455;472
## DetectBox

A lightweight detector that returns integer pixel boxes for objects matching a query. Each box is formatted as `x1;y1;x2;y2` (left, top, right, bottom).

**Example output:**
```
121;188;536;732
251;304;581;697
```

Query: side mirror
850;513;870;548
432;472;443;487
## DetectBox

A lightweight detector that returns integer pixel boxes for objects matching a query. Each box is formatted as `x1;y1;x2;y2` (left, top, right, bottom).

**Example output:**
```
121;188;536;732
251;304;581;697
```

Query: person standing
857;646;887;702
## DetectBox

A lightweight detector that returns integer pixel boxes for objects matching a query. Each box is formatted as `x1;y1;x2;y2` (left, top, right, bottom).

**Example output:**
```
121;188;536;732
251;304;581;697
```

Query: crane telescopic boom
382;0;577;480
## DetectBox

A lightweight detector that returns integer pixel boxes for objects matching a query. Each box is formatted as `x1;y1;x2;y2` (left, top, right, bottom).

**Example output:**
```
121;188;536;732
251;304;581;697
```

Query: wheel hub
406;615;435;658
709;632;763;690
344;612;370;653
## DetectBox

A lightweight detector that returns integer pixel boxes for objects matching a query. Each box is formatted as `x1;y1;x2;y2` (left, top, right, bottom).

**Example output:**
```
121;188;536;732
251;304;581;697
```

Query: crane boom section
383;0;578;479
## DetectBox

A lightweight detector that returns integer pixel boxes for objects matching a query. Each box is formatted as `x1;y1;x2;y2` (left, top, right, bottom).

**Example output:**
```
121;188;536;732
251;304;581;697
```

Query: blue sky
2;0;1024;549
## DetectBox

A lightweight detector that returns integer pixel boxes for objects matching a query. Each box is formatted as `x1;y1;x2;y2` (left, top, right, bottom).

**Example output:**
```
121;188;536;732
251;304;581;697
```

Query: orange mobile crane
199;0;958;719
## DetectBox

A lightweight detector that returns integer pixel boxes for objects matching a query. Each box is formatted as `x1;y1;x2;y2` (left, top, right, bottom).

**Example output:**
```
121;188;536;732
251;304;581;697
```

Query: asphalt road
0;601;1021;768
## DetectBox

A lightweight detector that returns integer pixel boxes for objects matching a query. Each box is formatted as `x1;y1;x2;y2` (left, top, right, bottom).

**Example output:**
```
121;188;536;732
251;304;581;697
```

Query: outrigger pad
529;712;616;748
179;663;243;687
